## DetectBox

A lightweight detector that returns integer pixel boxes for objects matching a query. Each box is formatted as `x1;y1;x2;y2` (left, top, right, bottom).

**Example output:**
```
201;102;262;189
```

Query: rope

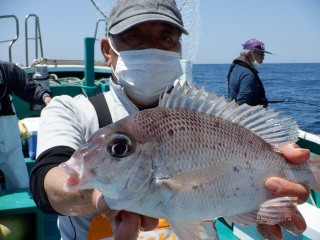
90;0;108;19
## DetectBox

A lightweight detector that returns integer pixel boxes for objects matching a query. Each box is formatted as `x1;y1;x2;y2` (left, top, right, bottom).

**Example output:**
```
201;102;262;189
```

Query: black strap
0;65;15;115
88;93;112;128
0;169;6;191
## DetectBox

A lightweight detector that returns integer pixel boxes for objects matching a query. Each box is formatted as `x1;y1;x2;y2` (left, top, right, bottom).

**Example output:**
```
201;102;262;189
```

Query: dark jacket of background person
227;38;271;108
227;59;268;107
0;60;52;116
0;60;52;192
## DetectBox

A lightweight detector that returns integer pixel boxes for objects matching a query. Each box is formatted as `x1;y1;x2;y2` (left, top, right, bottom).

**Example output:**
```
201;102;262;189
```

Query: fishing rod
90;0;108;19
268;99;320;108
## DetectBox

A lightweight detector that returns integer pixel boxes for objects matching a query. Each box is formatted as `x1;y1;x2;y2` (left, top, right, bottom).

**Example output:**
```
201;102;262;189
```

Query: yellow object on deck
0;215;30;240
18;120;28;141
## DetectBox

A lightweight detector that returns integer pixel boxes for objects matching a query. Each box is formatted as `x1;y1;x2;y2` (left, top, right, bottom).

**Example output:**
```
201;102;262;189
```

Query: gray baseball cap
107;0;188;35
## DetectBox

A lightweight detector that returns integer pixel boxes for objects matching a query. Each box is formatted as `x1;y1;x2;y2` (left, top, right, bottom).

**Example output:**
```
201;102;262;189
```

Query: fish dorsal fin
160;81;299;145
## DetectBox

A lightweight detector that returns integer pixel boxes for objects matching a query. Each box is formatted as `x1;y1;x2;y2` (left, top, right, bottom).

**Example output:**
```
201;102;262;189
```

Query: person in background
29;1;310;239
227;38;272;108
0;60;52;191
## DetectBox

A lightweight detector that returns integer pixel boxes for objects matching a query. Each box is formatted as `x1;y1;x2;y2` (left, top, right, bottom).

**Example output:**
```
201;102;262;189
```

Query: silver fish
60;82;320;240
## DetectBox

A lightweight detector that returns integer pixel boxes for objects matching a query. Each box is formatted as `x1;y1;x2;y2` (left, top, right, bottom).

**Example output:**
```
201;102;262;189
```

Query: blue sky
1;0;319;64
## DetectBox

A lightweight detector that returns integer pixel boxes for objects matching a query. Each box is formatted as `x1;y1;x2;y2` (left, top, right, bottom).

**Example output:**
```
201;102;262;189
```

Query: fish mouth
59;162;86;192
65;176;80;190
60;162;79;178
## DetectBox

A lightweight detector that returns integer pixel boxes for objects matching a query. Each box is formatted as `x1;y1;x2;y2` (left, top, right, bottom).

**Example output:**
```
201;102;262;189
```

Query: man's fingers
280;142;310;163
92;189;120;219
114;211;141;240
279;209;306;235
140;216;159;231
265;178;309;203
256;223;283;240
92;190;158;239
256;210;307;239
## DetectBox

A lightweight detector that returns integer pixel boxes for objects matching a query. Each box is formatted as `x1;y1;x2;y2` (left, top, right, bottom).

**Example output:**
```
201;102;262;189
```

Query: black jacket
0;60;52;115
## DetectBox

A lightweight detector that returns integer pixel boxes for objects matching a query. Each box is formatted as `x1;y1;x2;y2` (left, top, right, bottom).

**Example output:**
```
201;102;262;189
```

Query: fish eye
107;134;132;158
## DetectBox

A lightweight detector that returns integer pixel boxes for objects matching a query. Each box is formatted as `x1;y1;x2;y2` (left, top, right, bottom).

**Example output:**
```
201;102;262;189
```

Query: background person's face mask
109;39;183;105
251;52;261;69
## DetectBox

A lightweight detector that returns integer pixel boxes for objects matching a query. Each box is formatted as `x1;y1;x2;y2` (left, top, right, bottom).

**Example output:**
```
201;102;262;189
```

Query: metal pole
0;15;19;63
84;37;96;97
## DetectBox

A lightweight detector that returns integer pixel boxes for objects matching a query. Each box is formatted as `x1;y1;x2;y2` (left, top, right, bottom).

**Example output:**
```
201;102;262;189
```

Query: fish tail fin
270;144;320;193
308;155;320;192
257;196;298;225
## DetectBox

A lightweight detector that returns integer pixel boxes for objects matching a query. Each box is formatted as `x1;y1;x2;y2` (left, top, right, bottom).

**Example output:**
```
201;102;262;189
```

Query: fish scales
113;107;299;219
61;82;320;239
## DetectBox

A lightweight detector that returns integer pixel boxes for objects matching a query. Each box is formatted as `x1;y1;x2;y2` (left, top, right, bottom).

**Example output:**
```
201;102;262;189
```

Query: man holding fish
30;0;312;239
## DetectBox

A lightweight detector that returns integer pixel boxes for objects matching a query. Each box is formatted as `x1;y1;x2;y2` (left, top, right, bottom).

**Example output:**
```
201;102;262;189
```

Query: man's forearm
44;166;96;216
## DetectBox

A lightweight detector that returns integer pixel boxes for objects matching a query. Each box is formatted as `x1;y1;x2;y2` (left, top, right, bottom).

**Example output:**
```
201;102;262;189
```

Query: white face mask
252;60;261;69
251;53;261;69
109;39;183;106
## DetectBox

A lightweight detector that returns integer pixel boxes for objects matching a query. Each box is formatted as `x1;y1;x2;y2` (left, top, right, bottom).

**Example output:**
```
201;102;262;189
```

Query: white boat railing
298;129;320;146
0;15;19;62
25;14;44;67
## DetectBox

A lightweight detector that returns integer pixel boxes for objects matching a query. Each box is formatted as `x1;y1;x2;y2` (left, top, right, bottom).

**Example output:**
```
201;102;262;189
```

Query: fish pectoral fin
103;195;142;210
169;220;218;240
158;164;232;192
256;196;298;225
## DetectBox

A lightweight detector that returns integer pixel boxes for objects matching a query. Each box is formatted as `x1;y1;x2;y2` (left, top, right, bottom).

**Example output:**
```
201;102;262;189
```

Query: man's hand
92;189;159;240
259;143;310;239
43;96;52;105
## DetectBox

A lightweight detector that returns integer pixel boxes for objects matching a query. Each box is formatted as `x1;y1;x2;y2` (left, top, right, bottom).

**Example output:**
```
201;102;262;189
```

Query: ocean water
193;63;320;135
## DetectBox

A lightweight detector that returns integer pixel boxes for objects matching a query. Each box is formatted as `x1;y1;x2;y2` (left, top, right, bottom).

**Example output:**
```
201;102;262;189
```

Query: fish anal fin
169;220;218;240
157;164;232;192
224;197;299;227
224;211;258;226
257;196;298;225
